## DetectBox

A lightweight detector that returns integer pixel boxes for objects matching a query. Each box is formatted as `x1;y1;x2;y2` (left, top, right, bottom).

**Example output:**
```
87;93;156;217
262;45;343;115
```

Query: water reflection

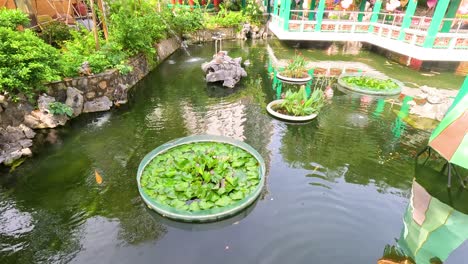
381;165;468;263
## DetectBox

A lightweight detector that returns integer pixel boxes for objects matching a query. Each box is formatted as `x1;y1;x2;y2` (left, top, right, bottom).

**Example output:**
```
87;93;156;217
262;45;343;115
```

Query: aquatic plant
140;142;261;212
48;102;73;117
281;53;308;78
341;76;399;90
274;86;325;116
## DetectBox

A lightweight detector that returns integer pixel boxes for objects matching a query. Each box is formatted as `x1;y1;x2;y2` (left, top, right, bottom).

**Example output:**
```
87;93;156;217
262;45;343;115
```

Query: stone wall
0;37;180;166
45;37;181;112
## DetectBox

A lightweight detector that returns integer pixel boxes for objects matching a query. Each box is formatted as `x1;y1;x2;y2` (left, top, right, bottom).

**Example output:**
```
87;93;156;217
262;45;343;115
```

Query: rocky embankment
0;38;180;166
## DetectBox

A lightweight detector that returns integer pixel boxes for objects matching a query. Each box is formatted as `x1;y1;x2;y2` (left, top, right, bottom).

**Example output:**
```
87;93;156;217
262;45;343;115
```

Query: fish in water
244;60;251;66
95;170;103;184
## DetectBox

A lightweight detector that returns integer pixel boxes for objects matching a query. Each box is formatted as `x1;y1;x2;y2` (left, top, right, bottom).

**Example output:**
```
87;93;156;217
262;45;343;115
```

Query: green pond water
1;40;467;264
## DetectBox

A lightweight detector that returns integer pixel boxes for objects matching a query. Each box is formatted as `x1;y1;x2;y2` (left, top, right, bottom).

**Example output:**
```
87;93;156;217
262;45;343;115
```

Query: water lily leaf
189;201;201;212
199;200;214;210
202;171;211;183
209;192;220;202
171;199;186;209
217;187;226;195
230;191;243;200
174;182;189;192
231;161;244;168
215;196;233;207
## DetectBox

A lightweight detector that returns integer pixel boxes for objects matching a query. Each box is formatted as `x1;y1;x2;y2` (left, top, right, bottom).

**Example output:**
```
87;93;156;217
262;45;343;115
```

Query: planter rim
266;99;318;122
137;135;266;222
276;72;312;84
337;73;403;96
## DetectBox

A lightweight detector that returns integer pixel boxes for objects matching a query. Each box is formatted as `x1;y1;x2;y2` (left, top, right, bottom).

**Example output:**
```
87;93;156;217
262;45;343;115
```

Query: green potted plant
137;135;266;222
266;86;325;122
338;73;403;96
277;53;312;84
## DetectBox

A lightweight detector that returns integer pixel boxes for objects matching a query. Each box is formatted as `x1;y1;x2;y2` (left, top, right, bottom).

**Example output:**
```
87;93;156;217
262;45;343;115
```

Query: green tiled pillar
314;0;326;32
441;0;462;33
308;0;317;20
273;0;279;16
368;0;382;32
423;0;450;48
282;0;292;30
357;0;367;22
398;0;418;40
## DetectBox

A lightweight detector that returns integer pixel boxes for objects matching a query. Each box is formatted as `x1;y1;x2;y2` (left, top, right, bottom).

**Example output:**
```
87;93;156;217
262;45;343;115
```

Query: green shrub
39;21;72;47
165;9;204;34
0;27;61;101
0;8;29;29
108;1;167;58
204;8;248;29
243;0;264;25
60;30;131;77
48;101;73;117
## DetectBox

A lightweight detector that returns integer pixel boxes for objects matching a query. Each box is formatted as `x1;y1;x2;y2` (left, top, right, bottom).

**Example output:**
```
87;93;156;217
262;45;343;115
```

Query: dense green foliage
60;30;129;77
48;101;73;117
274;87;325;116
108;2;167;57
243;0;264;25
0;26;61;101
167;9;204;34
0;8;29;29
39;21;73;47
341;76;400;90
141;142;261;212
281;53;308;78
204;7;248;29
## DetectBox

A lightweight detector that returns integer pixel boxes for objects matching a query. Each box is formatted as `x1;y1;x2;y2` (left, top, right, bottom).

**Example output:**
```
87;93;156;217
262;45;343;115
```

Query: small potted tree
276;53;312;84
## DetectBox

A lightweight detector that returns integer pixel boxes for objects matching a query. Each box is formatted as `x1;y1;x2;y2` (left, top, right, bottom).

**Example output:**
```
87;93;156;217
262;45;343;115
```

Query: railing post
314;0;326;32
398;0;418;41
282;0;292;30
368;0;382;33
357;0;367;22
441;0;462;33
423;0;450;48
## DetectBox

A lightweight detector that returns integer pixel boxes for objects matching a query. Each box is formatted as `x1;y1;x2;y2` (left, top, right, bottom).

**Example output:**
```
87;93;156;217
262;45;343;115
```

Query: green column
273;0;279;16
308;0;317;20
398;0;418;40
423;0;450;48
282;0;292;30
441;0;462;33
314;0;326;32
357;0;367;22
368;0;383;32
242;0;246;9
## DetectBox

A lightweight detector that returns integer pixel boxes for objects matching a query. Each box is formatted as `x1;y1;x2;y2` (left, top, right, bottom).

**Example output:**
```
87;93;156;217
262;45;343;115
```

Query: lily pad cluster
140;142;261;212
341;76;399;90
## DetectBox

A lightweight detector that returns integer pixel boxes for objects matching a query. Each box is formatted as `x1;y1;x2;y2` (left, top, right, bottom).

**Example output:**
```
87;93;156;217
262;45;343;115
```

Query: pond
1;40;467;264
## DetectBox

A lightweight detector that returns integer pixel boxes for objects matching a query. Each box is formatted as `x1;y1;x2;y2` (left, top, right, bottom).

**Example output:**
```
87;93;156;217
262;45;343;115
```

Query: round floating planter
266;99;318;122
276;72;312;85
137;135;266;222
338;73;403;96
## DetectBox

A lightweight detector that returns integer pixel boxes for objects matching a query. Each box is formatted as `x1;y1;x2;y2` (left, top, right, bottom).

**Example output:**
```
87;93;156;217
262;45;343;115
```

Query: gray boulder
65;87;84;117
201;51;247;88
83;96;113;113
